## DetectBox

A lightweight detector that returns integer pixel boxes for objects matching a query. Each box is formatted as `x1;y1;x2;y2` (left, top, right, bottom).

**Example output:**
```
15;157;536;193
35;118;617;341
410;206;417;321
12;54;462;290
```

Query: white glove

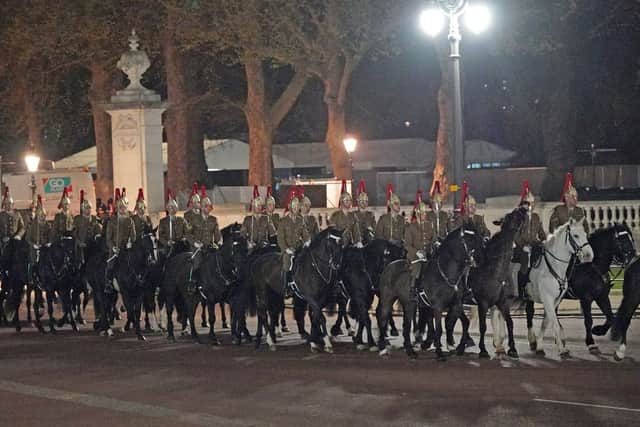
304;240;311;248
33;244;40;250
355;242;364;249
112;247;120;254
45;243;52;248
416;250;426;260
13;235;21;241
248;242;255;249
94;234;102;238
168;240;175;246
2;237;9;243
126;241;132;249
523;245;531;254
286;248;294;255
211;243;220;250
194;242;203;249
433;240;441;249
79;242;87;248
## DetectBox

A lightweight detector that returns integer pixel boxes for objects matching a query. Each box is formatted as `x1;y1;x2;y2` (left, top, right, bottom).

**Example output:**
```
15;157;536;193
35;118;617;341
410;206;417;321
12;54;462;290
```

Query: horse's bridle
309;233;342;285
544;225;588;291
436;227;478;291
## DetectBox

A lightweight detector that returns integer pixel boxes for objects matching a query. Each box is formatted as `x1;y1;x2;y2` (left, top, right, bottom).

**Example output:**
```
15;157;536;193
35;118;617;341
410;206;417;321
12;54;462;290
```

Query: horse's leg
63;290;78;332
445;309;457;349
133;292;145;341
199;300;208;328
388;306;400;337
500;304;518;359
415;306;427;344
402;299;417;358
293;298;309;340
526;301;536;350
208;301;220;345
34;288;45;333
165;296;176;341
220;301;229;329
477;302;490;358
280;303;288;332
309;302;330;353
26;283;32;323
579;297;598;353
455;306;472;356
592;293;615;337
342;299;352;336
434;310;446;361
254;305;265;350
535;299;556;356
46;290;56;333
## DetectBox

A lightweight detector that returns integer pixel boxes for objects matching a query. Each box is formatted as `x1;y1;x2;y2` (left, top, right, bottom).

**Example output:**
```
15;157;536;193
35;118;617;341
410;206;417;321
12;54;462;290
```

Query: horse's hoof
72;325;79;332
465;337;476;348
49;327;57;334
390;329;399;337
348;327;355;337
369;345;379;353
222;322;229;329
535;349;546;357
210;337;221;346
137;334;147;342
300;332;310;341
446;343;457;352
80;319;87;325
379;348;390;357
123;324;130;332
15;326;21;333
281;326;290;333
529;341;538;351
330;326;343;337
407;348;418;359
310;342;320;353
559;350;571;359
201;322;209;328
614;351;624;362
180;329;190;337
325;346;334;354
588;345;600;355
479;350;490;359
167;335;176;342
456;346;465;357
231;337;240;345
276;330;283;338
508;349;519;359
414;335;423;345
356;344;367;351
592;325;608;336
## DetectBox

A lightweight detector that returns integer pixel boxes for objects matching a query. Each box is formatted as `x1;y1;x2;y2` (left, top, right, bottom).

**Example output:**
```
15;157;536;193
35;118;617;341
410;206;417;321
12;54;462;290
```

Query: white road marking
0;380;255;426
533;398;640;413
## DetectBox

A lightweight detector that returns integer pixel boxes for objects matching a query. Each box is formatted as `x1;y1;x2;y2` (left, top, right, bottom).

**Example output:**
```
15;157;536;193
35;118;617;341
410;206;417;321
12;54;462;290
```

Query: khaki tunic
302;214;320;240
548;205;589;234
25;220;52;264
454;214;491;238
514;212;546;274
329;210;360;245
73;215;102;245
354;210;376;241
106;214;136;252
200;214;222;247
158;215;188;247
240;214;269;246
426;210;450;240
131;214;153;239
185;212;207;247
52;211;75;241
277;214;308;269
265;213;280;238
0;211;26;241
375;212;406;243
405;221;436;262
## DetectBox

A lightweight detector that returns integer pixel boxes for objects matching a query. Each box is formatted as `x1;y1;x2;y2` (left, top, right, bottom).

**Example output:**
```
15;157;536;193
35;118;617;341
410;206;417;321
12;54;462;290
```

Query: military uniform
0;210;26;242
454;213;491;238
51;211;74;242
265;213;280;242
25;218;52;266
158;215;188;248
277;214;308;271
132;214;153;240
514;212;546;274
329;210;360;245
375;212;405;243
200;214;222;247
106;214;136;252
241;215;269;246
73;214;102;264
185;211;207;248
302;214;320;240
549;205;589;234
426;210;450;241
405;219;436;282
355;210;376;243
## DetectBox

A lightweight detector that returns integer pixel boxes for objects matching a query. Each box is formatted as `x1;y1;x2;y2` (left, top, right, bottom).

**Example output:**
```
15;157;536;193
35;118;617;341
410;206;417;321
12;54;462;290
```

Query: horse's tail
247;283;257;318
611;266;640;341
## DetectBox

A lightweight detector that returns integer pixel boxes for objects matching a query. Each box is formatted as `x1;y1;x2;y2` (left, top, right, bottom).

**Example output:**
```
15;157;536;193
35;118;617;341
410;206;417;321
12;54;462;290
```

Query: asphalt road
0;305;639;427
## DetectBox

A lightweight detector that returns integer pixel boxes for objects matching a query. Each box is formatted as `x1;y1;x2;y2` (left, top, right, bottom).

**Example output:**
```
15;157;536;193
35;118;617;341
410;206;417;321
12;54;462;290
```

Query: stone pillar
103;30;168;213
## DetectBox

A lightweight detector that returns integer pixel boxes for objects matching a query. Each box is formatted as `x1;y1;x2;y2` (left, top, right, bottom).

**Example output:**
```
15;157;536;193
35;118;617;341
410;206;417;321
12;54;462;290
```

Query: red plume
266;185;273;198
459;181;469;215
386;183;394;212
58;186;70;209
431;180;442;197
252;185;259;199
201;185;208;198
80;189;85;205
284;187;298;214
561;172;573;202
340;179;347;194
37;194;42;207
411;189;423;223
358;179;366;195
137;188;144;202
297;185;305;198
115;188;121;201
520;180;530;203
187;183;198;207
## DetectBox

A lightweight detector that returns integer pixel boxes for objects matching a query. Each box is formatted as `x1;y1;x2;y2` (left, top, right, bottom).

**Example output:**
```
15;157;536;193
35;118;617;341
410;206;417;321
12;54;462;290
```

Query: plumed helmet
35;194;47;218
187;183;200;208
411;189;423;222
415;201;429;216
250;185;263;212
285;187;300;213
80;189;92;212
117;187;129;209
386;183;400;211
357;179;368;203
520;180;535;205
430;180;443;206
265;185;276;207
1;187;13;210
339;179;352;207
200;185;212;208
298;185;311;207
561;172;578;202
58;186;71;209
135;188;146;210
459;181;474;214
165;189;178;211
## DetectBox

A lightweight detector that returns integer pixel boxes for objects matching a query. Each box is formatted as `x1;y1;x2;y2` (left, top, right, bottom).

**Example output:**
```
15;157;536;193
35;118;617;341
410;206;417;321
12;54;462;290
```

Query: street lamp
343;136;358;183
25;146;40;207
420;1;491;210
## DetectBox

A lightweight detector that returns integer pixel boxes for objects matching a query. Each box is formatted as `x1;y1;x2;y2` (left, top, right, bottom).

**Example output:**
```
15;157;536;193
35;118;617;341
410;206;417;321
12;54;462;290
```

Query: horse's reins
309;234;342;285
543;226;588;296
435;228;477;292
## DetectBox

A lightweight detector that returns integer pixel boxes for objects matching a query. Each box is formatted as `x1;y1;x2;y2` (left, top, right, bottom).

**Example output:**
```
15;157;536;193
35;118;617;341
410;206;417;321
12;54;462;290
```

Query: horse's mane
546;221;571;246
309;227;340;250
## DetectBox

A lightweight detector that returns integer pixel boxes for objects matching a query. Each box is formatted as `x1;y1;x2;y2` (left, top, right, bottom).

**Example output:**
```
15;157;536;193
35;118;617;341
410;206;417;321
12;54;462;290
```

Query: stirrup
417;290;429;307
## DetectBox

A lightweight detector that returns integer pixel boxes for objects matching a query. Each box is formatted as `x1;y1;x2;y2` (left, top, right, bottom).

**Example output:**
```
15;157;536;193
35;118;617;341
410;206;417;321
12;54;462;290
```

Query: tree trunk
20;73;42;151
325;98;350;179
432;41;450;200
244;56;273;186
163;17;204;195
89;63;113;202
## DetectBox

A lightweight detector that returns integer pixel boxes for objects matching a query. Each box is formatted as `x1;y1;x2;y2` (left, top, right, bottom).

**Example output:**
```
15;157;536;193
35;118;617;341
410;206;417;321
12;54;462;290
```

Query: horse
111;225;158;340
458;207;527;359
82;234;115;335
498;220;594;358
1;238;32;331
611;254;640;361
33;234;78;333
563;224;635;353
250;227;343;352
377;223;484;359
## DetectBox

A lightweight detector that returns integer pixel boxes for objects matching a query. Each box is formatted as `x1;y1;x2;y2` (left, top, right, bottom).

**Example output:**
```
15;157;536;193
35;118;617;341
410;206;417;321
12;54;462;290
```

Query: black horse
611;253;640;361
250;227;343;352
83;234;113;335
565;223;635;353
461;207;527;359
377;223;484;359
33;234;77;333
1;238;32;331
112;225;157;340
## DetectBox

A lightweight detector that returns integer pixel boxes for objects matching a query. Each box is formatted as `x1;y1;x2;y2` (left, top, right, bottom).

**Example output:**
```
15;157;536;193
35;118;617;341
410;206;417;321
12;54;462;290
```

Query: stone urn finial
117;29;151;91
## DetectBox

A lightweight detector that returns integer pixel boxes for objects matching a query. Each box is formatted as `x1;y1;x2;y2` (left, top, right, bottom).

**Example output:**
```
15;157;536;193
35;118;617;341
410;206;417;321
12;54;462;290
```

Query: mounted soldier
264;185;279;244
375;183;405;245
454;181;490;239
158;189;188;257
513;181;546;298
105;188;136;293
131;188;153;240
199;185;222;248
184;183;206;251
549;172;589;233
299;186;319;240
428;180;450;247
405;191;435;301
72;190;102;267
51;186;74;242
329;180;361;247
0;187;26;251
25;195;51;276
354;179;376;244
240;185;269;250
277;188;308;293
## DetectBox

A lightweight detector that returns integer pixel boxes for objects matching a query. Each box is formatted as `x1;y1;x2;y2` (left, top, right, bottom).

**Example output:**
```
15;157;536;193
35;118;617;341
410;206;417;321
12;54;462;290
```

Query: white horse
494;220;593;357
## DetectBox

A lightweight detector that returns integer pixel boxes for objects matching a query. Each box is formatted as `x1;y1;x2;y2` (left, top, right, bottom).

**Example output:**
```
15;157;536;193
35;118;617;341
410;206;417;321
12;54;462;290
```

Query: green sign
42;177;71;194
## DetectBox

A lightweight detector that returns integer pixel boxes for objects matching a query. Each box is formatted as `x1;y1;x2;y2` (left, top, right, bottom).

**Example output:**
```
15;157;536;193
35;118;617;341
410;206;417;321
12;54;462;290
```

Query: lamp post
343;136;358;188
420;1;491;209
25;146;41;207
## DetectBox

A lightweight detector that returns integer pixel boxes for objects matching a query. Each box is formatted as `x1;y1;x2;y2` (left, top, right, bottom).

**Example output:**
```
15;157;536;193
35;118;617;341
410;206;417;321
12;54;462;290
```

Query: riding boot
518;272;528;300
283;270;295;298
104;262;115;294
414;278;429;306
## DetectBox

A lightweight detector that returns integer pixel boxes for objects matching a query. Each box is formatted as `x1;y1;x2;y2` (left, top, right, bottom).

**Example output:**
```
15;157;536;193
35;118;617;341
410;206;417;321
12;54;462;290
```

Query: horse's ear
569;218;576;226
